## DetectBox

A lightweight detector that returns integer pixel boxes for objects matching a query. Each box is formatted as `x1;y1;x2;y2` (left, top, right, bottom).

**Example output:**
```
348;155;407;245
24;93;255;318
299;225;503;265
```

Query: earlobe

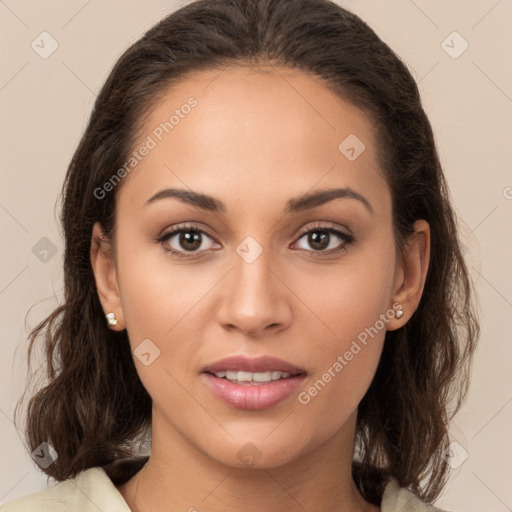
90;222;125;330
387;219;430;331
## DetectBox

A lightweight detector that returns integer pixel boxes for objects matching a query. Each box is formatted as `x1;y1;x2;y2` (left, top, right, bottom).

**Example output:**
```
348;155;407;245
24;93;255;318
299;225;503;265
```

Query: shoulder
381;477;452;512
0;467;131;512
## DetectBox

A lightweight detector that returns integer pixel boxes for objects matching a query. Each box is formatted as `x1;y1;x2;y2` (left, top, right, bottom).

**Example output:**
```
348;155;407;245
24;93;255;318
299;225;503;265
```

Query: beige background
1;1;511;510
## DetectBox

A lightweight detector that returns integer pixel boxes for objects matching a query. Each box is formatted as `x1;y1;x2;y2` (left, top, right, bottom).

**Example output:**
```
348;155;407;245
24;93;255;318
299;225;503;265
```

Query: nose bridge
216;236;291;335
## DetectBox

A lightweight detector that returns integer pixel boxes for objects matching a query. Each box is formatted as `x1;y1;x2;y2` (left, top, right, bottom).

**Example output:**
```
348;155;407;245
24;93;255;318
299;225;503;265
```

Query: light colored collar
2;466;448;512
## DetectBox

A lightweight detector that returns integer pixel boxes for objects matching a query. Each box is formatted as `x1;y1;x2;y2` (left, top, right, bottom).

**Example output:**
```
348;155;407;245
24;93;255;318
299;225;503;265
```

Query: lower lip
203;373;306;410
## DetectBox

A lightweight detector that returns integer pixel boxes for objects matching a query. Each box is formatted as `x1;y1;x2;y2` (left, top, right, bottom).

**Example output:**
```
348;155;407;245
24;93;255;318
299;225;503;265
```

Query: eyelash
156;222;355;259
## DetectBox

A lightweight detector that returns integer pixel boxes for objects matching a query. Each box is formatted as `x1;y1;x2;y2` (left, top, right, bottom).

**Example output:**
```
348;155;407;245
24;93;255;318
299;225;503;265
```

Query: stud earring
106;312;118;327
394;306;404;319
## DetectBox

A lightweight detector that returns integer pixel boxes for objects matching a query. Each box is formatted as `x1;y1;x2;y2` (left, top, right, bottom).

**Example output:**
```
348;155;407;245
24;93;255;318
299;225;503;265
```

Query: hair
15;0;479;506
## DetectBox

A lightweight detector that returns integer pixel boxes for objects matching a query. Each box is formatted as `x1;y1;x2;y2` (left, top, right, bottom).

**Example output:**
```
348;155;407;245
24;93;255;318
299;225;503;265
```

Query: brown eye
307;231;330;251
177;230;203;251
293;224;355;256
157;224;219;257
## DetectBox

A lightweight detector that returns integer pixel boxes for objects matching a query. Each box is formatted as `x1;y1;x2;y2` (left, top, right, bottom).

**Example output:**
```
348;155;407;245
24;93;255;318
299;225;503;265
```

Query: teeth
214;370;293;383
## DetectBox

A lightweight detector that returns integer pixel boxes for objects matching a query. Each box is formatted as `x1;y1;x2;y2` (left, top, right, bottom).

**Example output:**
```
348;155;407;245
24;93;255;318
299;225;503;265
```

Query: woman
5;0;479;510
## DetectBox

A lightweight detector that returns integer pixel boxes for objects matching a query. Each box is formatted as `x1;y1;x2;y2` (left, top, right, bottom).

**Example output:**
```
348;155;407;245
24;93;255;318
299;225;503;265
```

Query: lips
202;355;306;375
201;355;306;410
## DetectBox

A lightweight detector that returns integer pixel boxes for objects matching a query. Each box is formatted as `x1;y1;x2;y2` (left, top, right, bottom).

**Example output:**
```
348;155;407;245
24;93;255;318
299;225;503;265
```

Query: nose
216;246;293;338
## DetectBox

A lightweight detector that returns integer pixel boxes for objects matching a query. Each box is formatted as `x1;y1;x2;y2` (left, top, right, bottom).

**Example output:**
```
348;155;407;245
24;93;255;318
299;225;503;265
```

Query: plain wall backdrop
1;1;511;510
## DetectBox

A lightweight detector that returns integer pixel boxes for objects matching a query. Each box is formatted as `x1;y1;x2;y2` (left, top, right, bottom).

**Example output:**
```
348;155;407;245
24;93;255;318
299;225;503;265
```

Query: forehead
118;65;390;217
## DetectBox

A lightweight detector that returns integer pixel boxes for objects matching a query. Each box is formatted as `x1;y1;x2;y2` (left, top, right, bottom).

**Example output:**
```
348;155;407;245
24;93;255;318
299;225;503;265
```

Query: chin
195;425;321;470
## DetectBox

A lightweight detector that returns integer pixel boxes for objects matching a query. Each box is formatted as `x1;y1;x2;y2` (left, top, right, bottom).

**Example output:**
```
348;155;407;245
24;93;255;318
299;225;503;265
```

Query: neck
117;410;379;512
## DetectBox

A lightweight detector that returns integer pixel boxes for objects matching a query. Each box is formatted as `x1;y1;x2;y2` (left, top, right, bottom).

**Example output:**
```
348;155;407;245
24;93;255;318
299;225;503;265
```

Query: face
94;65;407;469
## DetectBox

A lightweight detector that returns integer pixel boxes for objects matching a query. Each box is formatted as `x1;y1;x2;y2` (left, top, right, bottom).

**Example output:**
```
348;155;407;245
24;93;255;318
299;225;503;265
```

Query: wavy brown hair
15;0;479;506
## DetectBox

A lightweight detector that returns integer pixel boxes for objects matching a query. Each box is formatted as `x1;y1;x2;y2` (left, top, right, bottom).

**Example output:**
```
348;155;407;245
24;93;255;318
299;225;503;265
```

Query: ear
90;222;125;330
387;219;430;331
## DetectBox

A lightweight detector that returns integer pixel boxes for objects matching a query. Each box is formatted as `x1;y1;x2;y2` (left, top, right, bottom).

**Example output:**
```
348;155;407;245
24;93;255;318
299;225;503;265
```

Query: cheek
296;238;396;350
114;238;221;402
292;239;395;418
116;231;213;340
293;306;388;450
115;243;212;406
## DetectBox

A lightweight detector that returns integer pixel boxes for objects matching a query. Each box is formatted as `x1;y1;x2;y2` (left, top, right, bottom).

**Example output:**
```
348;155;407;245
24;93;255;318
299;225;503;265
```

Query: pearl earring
106;312;118;327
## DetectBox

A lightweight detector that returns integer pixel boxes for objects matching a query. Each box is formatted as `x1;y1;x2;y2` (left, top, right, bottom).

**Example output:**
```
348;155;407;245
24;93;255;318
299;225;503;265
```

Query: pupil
309;231;329;250
180;231;201;251
177;230;331;252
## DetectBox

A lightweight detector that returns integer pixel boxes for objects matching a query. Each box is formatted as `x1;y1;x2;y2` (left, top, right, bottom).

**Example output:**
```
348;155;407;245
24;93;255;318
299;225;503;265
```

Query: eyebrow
144;186;374;215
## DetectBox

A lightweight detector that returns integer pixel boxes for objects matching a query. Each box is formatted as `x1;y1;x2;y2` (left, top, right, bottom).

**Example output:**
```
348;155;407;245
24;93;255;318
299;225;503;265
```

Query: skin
91;65;430;512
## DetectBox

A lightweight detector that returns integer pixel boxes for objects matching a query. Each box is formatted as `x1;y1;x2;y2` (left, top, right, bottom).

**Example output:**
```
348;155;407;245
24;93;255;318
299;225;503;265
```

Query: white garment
1;466;449;511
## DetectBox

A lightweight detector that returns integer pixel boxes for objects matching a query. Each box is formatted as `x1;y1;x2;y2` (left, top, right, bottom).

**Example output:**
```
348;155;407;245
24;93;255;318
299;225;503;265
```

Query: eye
156;222;354;259
292;222;354;255
157;223;219;258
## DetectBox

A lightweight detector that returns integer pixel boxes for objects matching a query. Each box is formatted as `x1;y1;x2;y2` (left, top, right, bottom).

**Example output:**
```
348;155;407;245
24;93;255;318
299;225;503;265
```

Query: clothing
1;462;449;512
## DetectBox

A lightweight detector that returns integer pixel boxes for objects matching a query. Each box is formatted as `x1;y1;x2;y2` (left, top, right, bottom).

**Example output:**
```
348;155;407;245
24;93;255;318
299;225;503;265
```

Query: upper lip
202;355;306;375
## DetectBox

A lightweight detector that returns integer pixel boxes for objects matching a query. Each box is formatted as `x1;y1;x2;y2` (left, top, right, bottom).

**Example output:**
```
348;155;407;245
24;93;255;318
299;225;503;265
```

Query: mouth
201;355;307;410
202;354;306;375
206;369;303;385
